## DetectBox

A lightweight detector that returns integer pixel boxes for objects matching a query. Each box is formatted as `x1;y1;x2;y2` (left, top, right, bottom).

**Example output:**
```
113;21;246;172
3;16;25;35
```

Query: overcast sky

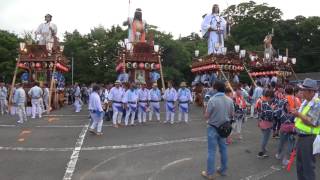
0;0;319;40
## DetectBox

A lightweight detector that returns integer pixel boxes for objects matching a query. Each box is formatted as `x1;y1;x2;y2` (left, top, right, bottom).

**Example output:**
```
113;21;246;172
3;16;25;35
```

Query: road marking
17;130;32;143
80;149;141;180
81;137;206;151
0;137;205;152
48;117;59;123
43;114;89;117
62;124;89;180
148;158;192;180
240;165;282;180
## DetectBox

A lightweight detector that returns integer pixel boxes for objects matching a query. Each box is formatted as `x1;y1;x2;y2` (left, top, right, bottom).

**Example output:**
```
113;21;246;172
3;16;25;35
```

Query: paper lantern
145;63;150;69
132;62;137;68
139;63;145;69
126;62;132;69
35;63;41;68
155;63;160;70
151;63;155;69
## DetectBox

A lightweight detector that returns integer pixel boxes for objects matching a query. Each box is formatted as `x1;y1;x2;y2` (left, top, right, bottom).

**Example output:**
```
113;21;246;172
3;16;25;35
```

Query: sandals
201;171;215;180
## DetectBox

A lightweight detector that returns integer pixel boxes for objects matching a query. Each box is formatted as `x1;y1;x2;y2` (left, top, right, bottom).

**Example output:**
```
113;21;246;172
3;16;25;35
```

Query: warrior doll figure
123;8;147;43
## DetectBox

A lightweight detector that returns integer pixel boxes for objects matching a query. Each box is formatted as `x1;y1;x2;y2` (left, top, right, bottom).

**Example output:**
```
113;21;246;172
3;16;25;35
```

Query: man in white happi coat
35;14;57;45
123;83;138;126
201;4;227;54
74;83;82;112
137;81;149;123
108;80;125;128
0;82;8;115
177;82;193;123
13;83;27;123
42;84;49;112
148;83;161;121
28;82;43;118
88;85;104;136
163;81;178;124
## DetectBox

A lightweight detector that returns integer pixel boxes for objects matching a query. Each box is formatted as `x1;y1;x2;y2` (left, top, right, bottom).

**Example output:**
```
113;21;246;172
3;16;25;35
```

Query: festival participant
275;86;301;166
42;84;49;112
28;82;43;119
251;82;263;118
163;81;177;124
108;80;125;128
256;89;275;158
88;85;104;136
202;81;234;179
0;82;8;115
123;8;147;43
123;83;138;126
137;81;149;124
177;82;193;123
74;83;82;113
233;87;247;140
148;83;161;121
13;83;27;124
201;4;227;54
292;78;320;180
35;14;57;45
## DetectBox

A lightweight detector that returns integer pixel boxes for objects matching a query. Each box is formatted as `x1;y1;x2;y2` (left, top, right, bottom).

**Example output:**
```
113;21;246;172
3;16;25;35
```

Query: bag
214;121;233;138
313;135;320;155
258;120;273;130
280;123;295;133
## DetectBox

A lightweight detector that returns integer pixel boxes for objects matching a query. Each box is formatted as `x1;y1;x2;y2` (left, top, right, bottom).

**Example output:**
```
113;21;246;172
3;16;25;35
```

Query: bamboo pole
219;68;234;93
47;61;57;114
8;56;20;110
243;64;257;87
158;55;166;92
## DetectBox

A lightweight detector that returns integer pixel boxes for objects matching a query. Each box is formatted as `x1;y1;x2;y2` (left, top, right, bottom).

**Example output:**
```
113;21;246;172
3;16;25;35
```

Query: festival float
10;38;69;111
115;8;165;89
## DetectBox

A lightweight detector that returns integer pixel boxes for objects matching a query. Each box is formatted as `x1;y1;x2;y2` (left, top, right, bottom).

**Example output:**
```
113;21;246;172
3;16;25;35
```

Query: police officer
292;78;320;180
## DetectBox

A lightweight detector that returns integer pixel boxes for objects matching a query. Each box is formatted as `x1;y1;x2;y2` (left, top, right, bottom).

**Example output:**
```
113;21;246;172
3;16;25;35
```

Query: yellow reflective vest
295;98;320;135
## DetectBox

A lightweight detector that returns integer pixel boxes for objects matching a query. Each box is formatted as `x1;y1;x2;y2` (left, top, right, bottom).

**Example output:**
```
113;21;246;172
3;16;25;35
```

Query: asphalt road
0;104;319;180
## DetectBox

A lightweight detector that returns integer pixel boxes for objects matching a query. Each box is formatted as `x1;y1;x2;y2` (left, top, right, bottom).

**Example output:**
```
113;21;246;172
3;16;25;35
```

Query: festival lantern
19;42;26;51
139;63;145;69
194;50;199;57
145;63;150;69
234;45;240;53
132;62;137;69
150;63;155;69
291;58;296;64
155;63;160;70
126;62;132;69
35;63;41;68
31;62;35;68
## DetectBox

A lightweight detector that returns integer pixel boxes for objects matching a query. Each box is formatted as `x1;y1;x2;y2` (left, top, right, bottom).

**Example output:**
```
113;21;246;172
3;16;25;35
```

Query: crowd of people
201;78;320;180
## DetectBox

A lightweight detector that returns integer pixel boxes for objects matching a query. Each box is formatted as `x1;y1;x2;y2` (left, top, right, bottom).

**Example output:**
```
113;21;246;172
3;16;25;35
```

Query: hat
152;83;158;87
180;82;187;87
45;14;52;18
298;78;318;91
136;8;142;12
115;80;121;84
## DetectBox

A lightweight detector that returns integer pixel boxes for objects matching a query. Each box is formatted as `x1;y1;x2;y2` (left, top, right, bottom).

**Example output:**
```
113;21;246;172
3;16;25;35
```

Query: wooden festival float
191;46;246;106
11;40;69;111
247;52;296;83
115;39;165;89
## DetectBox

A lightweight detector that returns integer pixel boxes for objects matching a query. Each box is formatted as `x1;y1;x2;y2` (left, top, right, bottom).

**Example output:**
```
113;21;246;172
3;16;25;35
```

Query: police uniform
295;79;320;180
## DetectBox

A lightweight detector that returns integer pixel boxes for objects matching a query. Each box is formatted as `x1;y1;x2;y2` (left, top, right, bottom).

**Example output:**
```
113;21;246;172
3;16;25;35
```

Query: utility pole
71;52;74;86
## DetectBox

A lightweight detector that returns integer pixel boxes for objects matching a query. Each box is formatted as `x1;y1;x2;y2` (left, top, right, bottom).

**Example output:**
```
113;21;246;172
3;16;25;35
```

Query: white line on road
62;124;89;180
0;137;205;152
240;165;282;180
148;158;192;180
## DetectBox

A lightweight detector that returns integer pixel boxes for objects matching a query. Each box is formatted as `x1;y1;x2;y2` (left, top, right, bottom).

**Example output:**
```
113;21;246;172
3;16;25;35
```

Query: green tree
0;30;19;82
